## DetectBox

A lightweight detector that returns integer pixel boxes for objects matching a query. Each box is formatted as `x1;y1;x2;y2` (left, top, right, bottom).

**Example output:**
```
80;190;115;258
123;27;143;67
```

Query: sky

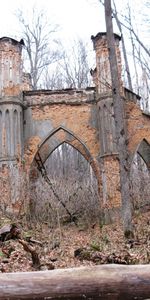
0;0;104;41
0;0;146;45
0;0;148;96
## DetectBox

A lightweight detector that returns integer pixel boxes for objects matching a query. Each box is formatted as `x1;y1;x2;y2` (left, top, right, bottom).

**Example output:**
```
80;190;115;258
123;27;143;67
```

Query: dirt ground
0;210;150;272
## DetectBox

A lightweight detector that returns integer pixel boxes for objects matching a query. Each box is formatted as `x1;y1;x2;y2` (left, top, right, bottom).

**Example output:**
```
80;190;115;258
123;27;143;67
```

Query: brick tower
91;33;122;221
0;37;24;164
0;37;25;214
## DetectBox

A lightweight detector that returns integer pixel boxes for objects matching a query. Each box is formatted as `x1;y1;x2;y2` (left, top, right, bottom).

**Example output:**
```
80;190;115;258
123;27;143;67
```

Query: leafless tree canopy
10;1;150;231
100;0;150;110
44;38;92;90
16;7;60;89
29;143;100;226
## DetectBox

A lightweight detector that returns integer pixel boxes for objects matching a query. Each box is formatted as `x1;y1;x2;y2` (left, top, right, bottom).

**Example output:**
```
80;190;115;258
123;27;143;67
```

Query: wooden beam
0;264;150;299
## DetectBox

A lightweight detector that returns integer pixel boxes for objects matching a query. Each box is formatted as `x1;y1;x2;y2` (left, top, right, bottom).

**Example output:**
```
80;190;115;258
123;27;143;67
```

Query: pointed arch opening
13;109;18;156
136;139;150;168
0;111;2;157
30;126;100;178
5;109;11;156
36;126;93;163
28;126;100;225
130;139;150;212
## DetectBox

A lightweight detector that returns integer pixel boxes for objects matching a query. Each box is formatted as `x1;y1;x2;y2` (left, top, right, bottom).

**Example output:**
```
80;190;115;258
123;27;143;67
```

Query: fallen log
0;264;150;299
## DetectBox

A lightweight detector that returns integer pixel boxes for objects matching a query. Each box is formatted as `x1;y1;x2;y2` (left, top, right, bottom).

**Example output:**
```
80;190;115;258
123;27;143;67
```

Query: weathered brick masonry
0;33;150;220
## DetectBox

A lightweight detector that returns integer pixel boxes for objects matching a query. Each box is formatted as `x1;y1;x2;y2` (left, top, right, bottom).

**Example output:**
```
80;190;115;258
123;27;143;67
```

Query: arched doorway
130;139;150;211
28;127;100;225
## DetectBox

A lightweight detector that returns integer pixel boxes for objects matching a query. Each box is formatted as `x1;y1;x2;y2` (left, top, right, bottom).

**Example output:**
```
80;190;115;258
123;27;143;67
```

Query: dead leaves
74;247;138;265
0;210;150;272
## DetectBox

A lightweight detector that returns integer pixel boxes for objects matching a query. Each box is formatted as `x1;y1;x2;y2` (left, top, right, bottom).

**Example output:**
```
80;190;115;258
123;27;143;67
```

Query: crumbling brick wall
0;34;150;221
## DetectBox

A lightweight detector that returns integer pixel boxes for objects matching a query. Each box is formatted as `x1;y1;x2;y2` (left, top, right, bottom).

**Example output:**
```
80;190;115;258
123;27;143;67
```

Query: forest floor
0;210;150;272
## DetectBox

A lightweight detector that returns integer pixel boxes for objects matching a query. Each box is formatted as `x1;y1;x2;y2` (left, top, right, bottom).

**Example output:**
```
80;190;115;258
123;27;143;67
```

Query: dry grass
0;209;150;272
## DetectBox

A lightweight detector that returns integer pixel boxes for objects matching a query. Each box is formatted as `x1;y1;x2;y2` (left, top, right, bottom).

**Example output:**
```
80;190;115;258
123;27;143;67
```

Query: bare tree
99;0;132;91
99;0;150;109
16;6;60;89
44;38;92;90
29;143;99;225
104;0;133;238
122;3;150;109
62;39;92;88
130;153;150;211
43;66;64;90
112;0;132;91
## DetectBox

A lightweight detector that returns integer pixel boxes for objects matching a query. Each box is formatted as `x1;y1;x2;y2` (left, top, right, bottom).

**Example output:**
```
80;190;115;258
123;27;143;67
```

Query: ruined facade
0;33;150;220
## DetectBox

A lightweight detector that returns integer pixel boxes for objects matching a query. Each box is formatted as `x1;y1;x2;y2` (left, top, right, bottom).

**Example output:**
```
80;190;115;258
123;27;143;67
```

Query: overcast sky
0;0;103;41
0;0;146;42
0;0;147;81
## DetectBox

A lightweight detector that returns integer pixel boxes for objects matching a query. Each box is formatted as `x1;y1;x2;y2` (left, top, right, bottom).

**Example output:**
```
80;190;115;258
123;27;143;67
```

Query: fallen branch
35;152;78;225
0;264;150;299
25;237;43;246
18;239;40;270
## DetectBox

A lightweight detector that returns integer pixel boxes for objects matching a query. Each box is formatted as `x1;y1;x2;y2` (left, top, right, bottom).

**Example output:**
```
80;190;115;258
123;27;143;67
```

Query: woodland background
0;0;150;273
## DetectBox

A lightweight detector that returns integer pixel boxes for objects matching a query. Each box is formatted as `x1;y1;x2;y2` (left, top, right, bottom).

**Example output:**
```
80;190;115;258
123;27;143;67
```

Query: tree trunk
0;264;150;299
104;0;133;237
112;0;132;90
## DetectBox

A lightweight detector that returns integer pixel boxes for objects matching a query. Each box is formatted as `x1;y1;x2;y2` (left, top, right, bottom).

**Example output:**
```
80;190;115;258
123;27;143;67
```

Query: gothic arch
0;110;2;156
38;126;92;161
129;139;150;169
38;126;90;153
13;109;18;155
136;139;150;169
28;126;101;217
130;138;150;210
30;125;100;180
5;109;11;156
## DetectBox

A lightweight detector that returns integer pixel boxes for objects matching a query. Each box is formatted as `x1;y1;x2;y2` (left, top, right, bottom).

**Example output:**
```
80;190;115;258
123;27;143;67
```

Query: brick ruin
0;33;150;221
